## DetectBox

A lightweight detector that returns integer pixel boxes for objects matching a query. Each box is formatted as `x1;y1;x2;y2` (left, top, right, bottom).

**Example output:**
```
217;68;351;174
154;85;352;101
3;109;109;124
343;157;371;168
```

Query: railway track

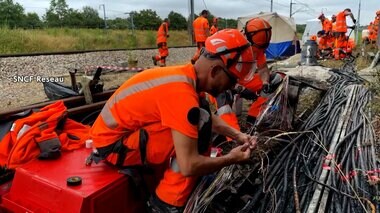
0;45;195;58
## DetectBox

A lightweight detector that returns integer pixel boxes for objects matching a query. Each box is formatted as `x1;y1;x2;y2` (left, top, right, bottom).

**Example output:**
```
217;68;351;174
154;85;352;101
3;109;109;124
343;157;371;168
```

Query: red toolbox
1;148;145;213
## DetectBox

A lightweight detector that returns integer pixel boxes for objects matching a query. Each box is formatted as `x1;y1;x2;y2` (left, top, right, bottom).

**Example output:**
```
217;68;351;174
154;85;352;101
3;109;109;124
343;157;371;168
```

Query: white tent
302;19;322;44
237;12;300;59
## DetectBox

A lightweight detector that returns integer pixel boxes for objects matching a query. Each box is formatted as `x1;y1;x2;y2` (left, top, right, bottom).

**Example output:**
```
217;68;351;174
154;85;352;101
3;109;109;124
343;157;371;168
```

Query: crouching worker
89;29;257;212
317;30;333;59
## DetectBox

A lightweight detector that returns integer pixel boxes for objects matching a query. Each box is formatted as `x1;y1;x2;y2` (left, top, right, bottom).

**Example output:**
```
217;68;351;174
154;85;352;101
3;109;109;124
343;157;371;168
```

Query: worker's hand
353;19;357;24
235;133;257;150
166;34;170;38
228;143;252;163
349;26;356;30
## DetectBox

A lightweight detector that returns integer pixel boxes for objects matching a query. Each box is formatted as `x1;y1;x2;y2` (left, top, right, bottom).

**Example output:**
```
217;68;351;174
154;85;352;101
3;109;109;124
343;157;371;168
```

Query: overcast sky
15;0;379;25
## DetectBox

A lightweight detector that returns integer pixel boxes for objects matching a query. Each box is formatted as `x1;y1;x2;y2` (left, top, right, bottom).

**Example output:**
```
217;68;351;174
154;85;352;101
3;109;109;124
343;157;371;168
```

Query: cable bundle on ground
185;65;379;213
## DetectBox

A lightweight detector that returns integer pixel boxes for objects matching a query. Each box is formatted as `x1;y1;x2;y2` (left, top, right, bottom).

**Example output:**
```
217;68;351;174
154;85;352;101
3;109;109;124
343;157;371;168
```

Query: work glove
353;19;357;24
166;34;170;38
349;25;356;30
262;83;271;94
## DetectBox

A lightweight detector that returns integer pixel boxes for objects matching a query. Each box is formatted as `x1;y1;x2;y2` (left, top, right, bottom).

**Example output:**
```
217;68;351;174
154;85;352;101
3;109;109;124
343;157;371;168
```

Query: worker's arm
172;129;253;176
205;28;210;37
258;65;270;85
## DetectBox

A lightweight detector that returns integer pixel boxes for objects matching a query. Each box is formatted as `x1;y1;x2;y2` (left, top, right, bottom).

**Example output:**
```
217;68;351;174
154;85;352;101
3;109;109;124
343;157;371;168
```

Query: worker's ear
210;65;222;79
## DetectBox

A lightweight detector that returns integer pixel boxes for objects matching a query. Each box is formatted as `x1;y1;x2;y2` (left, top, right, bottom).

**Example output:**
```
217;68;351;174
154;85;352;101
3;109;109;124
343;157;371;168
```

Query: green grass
0;27;192;54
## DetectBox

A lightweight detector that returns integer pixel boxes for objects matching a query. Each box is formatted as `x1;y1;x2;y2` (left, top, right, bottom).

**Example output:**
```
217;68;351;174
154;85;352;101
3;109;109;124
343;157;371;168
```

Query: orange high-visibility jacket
336;11;348;33
90;64;199;166
322;19;333;33
0;101;89;169
242;49;267;92
157;22;169;44
193;16;209;42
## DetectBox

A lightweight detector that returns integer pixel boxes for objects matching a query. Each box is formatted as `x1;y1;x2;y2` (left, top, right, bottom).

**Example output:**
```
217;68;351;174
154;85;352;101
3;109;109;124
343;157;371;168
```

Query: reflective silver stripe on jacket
217;105;233;116
101;74;196;129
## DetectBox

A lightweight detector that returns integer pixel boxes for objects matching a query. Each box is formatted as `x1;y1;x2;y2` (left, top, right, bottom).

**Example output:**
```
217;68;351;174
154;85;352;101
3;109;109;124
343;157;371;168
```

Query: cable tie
322;163;331;170
349;170;357;178
324;154;335;160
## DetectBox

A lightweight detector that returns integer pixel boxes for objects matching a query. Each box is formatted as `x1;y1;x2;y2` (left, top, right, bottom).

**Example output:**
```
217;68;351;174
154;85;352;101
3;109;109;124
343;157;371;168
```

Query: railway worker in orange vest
317;30;333;58
240;17;273;126
90;29;257;212
369;11;380;43
191;10;210;64
211;18;273;133
318;13;333;36
333;8;356;59
210;17;219;35
152;18;170;67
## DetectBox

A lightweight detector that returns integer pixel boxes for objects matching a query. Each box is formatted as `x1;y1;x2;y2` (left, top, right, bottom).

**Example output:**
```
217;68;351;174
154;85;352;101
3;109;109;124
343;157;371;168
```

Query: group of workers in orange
365;10;380;45
313;8;357;60
152;10;220;67
90;9;280;212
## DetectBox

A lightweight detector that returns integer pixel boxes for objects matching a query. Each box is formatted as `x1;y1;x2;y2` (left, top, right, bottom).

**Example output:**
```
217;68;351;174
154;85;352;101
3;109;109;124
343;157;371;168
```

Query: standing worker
333;8;356;60
152;18;170;67
191;10;210;64
369;11;380;44
89;29;257;212
210;17;219;35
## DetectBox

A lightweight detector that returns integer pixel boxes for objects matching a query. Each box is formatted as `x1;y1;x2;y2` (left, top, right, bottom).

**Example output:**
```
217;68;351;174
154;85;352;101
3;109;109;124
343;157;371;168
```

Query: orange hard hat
205;29;255;84
244;18;272;49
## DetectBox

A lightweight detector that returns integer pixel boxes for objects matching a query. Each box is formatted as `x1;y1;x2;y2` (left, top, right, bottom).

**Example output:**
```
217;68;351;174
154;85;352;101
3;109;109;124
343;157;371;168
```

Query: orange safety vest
332;22;337;32
318;36;328;50
335;11;347;33
90;64;199;167
210;25;218;35
0;101;89;169
322;19;333;33
193;16;209;42
156;22;168;44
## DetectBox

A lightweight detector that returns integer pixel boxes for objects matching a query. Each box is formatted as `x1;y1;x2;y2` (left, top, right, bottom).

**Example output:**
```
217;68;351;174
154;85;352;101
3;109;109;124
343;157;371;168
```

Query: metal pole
355;0;361;45
100;4;107;29
270;0;273;12
131;14;135;35
290;0;292;17
190;0;195;45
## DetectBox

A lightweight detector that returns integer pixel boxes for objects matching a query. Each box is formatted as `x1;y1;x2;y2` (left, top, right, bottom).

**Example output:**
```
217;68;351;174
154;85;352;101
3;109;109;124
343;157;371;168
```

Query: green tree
108;18;129;29
44;0;69;27
132;9;161;30
0;0;25;28
296;24;306;34
23;12;42;29
65;8;82;27
81;6;102;28
168;11;187;30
